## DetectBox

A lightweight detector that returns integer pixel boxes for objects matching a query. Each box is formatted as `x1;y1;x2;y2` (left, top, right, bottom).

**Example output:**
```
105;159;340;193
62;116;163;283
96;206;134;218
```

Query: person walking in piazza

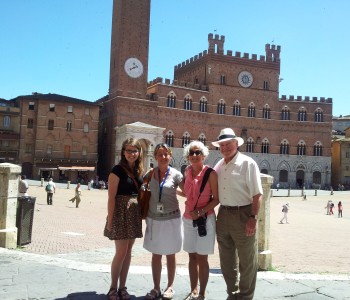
103;138;144;300
45;177;56;205
338;201;343;218
212;128;263;300
181;141;220;300
279;203;289;224
18;174;29;197
143;143;183;300
329;200;335;215
69;182;82;208
325;200;331;215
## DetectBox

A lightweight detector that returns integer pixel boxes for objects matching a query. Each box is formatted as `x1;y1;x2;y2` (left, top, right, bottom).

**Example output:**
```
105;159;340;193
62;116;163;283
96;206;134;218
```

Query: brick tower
98;0;151;176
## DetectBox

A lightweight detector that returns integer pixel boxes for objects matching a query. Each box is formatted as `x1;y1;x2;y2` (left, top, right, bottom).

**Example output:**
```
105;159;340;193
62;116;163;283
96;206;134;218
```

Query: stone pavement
1;181;350;299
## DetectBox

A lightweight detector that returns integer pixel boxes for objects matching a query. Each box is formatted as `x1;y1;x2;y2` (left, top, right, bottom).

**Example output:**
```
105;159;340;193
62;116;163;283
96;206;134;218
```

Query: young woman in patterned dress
104;138;144;300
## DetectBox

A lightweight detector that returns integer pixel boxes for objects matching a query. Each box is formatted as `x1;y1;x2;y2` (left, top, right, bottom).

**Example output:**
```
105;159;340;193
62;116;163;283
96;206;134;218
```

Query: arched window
167;92;176;108
198;133;206;145
297;140;306;156
248;103;255;117
165;130;174;147
314;108;323;122
3;116;10;127
262;104;270;119
182;132;191;147
184;94;192;110
261;138;269;153
232;100;241;116
199;96;207;113
281;106;290;120
246;137;254;153
298;107;307;121
280;139;289;155
313;141;322;156
220;75;226;85
217;99;226;115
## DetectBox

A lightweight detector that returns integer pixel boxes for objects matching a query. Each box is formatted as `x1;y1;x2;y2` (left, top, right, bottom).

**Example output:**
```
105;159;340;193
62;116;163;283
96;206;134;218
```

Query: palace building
97;0;332;189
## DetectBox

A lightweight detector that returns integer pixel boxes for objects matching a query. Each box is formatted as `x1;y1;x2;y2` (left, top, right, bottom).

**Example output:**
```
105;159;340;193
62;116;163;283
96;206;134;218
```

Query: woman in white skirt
182;141;219;300
143;143;183;300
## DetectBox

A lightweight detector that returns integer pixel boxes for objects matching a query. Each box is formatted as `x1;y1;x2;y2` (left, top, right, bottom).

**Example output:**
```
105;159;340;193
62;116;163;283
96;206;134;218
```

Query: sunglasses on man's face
189;150;202;156
125;149;139;154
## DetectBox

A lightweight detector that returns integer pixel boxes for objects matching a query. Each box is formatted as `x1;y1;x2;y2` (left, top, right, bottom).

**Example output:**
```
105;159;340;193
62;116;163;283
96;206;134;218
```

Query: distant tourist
338;201;343;218
325;200;332;215
45;178;56;205
280;203;289;224
329;201;335;215
69;183;82;208
18;175;29;197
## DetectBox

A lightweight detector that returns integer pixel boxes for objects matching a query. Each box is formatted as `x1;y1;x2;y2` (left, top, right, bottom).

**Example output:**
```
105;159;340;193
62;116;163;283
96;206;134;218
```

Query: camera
192;216;207;237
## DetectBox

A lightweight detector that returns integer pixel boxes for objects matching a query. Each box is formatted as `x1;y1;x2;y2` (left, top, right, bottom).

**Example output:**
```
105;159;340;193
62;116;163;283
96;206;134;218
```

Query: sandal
107;287;120;300
145;288;161;300
118;287;131;300
163;287;175;299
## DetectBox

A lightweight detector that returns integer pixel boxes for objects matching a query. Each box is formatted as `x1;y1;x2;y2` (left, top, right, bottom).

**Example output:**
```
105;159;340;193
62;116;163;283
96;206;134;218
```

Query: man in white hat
212;128;263;300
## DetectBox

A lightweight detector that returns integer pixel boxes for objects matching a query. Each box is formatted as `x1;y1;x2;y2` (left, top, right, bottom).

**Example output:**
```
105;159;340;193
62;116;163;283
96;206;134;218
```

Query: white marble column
258;173;274;270
0;163;21;249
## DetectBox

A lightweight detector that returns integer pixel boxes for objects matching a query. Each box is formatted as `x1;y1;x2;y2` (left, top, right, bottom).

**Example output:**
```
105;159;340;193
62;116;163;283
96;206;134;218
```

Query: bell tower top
109;0;151;98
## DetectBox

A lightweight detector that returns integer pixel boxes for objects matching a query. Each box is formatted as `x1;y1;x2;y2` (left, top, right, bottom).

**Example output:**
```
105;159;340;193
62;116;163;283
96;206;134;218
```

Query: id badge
157;203;164;213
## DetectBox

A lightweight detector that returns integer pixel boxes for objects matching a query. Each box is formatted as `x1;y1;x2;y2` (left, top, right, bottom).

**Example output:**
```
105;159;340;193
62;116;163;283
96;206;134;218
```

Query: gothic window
261;138;269;153
248;103;255;117
263;81;269;90
3;116;10;127
232;100;241;116
165;130;174;147
313;141;322;156
27;118;34;128
298;107;307;121
182;132;191;147
220;75;226;85
246;137;254;153
297;141;306;156
281;106;290;120
262;104;270;119
314;108;323;122
167;92;176;108
198;133;206;145
48;119;54;130
67;121;72;131
184;94;192;110
49;104;55;112
199;96;207;112
83;123;89;133
217;99;226;114
280;139;289;155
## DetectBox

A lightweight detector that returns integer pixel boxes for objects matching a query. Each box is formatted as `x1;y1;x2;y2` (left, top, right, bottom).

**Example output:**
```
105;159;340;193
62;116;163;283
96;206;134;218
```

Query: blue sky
1;0;349;117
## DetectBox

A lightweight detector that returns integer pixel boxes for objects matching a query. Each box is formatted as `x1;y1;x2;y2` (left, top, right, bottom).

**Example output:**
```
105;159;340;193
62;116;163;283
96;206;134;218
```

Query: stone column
258;173;274;270
0;163;21;249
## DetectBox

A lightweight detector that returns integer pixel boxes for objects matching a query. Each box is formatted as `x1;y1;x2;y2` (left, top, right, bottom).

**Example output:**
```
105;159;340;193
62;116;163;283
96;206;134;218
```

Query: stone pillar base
0;227;18;249
258;250;272;271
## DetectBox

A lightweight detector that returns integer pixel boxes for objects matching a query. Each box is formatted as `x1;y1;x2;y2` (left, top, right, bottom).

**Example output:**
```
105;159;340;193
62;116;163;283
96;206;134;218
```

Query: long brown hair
119;138;144;177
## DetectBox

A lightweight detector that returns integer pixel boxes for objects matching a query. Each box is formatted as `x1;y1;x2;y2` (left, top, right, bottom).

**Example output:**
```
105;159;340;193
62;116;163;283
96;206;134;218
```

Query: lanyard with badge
157;167;170;213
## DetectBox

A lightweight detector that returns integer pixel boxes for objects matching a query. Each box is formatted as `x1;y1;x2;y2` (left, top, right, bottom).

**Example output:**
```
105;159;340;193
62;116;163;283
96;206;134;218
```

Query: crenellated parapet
174;33;281;72
147;77;208;91
280;95;333;103
265;44;281;62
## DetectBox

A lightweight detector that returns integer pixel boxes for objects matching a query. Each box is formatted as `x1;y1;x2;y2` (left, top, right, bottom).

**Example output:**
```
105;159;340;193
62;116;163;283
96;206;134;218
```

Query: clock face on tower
238;71;253;88
124;57;144;78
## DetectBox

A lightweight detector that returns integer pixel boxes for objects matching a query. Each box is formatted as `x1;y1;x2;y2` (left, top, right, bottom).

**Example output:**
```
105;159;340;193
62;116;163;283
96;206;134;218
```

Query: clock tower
109;0;151;98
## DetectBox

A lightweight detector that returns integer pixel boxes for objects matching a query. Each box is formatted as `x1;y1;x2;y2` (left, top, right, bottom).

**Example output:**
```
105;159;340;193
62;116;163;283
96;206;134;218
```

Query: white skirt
143;217;183;255
183;213;216;255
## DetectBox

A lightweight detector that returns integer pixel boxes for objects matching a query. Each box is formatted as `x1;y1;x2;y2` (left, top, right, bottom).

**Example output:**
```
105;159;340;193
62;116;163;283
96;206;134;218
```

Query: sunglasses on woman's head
189;150;202;156
125;149;139;154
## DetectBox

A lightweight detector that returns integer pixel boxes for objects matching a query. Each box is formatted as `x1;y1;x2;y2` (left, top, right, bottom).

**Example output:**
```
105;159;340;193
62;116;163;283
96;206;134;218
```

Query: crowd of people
103;127;263;300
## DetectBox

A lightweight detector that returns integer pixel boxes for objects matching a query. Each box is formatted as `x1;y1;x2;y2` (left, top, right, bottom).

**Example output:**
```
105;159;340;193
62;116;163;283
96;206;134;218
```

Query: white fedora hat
212;128;244;147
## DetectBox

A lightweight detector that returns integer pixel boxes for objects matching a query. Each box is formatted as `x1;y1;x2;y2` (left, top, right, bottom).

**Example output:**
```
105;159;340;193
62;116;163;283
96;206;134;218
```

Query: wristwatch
249;215;258;220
